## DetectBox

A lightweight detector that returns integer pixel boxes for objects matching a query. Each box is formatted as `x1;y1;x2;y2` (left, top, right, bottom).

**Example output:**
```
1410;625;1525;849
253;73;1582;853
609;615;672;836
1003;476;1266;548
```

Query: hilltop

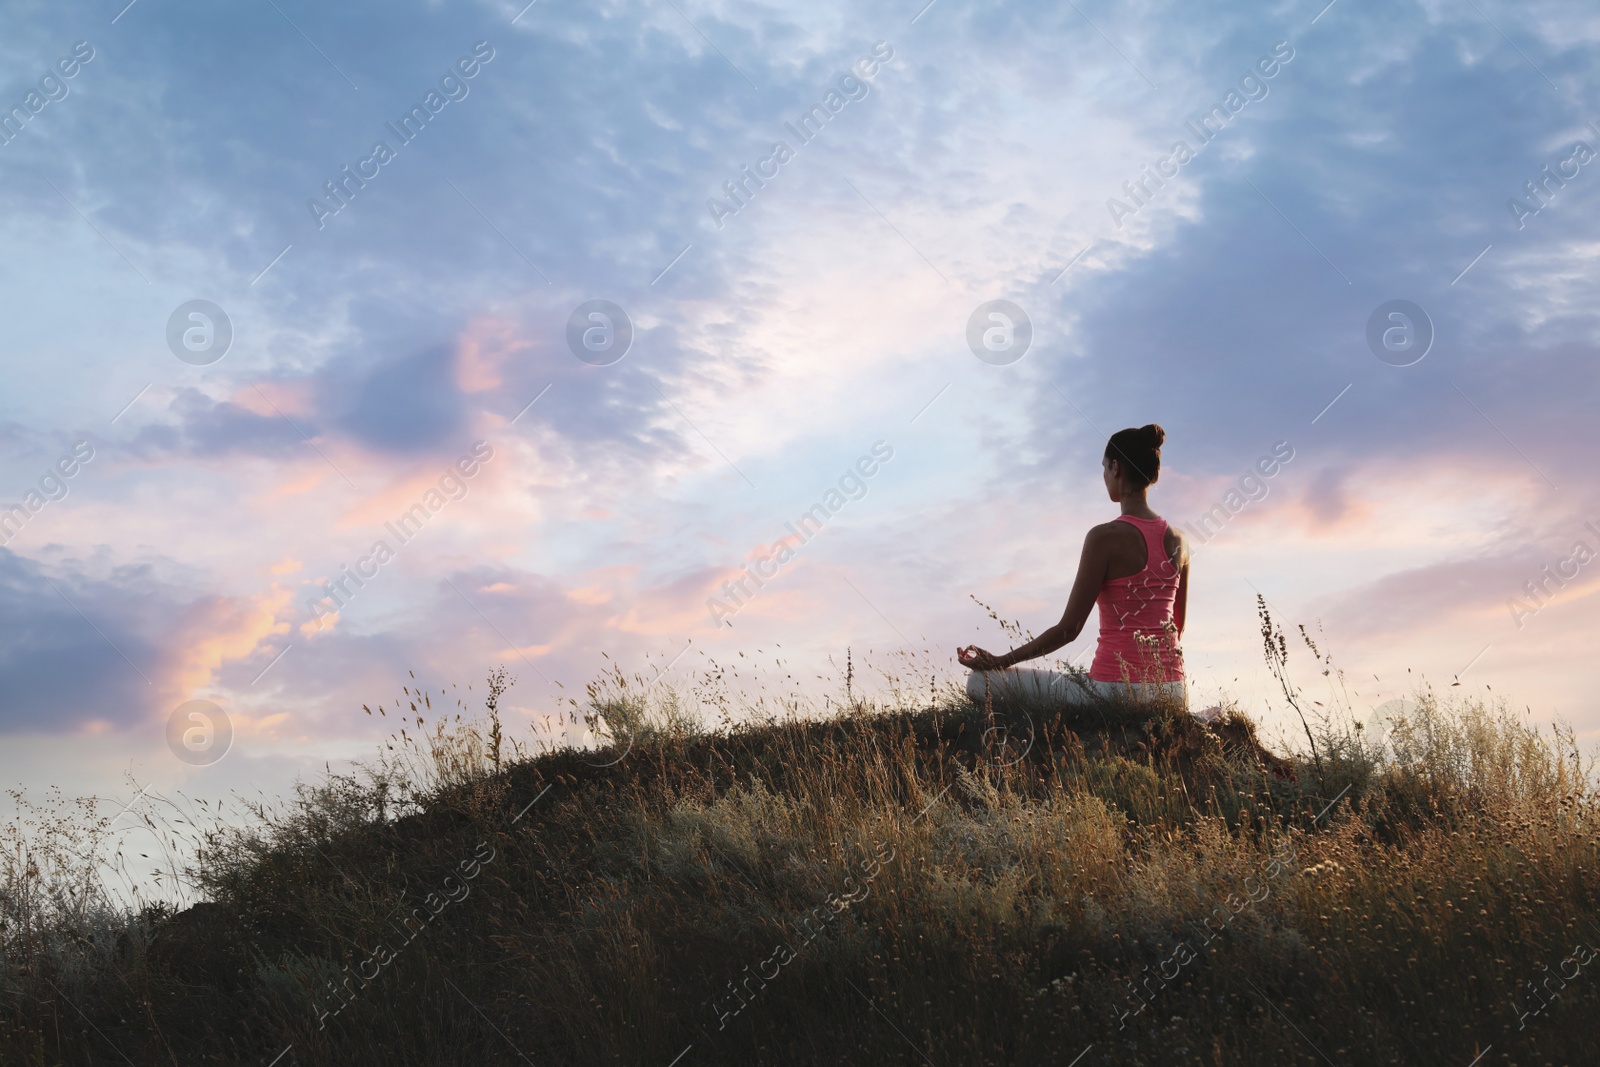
2;672;1597;1066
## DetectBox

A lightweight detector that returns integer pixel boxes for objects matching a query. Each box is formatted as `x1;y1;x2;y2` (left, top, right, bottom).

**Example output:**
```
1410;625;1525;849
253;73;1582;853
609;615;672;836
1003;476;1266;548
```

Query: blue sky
3;0;1599;812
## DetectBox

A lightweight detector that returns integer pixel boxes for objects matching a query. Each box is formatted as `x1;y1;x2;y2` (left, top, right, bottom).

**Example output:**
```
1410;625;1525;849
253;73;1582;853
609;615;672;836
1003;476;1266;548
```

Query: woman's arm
959;526;1110;670
1166;526;1189;636
1173;558;1189;636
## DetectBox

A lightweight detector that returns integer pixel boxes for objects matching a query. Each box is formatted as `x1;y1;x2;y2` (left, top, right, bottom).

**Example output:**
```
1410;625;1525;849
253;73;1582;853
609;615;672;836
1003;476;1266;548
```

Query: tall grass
1;653;1596;1066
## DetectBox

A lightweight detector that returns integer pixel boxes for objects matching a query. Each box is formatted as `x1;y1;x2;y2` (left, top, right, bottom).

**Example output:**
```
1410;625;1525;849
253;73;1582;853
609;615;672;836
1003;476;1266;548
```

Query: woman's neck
1119;489;1157;519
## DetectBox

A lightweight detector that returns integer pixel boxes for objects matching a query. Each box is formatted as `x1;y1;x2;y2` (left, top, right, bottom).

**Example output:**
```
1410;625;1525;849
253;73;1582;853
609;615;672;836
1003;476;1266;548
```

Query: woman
958;424;1188;707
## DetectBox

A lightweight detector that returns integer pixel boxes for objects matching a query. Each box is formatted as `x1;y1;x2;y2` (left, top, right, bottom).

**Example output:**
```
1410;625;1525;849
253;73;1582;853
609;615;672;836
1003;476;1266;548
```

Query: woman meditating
958;424;1188;707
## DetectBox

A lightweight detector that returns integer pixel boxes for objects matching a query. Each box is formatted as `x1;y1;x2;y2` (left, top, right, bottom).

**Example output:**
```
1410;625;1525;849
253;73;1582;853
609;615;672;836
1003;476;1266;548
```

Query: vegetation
2;642;1597;1066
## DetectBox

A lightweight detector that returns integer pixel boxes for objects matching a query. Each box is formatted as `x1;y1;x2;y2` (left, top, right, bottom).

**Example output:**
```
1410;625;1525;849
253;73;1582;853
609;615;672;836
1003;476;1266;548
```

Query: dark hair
1104;424;1165;488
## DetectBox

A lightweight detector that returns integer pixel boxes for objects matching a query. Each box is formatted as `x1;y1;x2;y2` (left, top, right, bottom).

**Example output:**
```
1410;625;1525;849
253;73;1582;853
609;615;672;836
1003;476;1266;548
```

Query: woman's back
1089;514;1184;683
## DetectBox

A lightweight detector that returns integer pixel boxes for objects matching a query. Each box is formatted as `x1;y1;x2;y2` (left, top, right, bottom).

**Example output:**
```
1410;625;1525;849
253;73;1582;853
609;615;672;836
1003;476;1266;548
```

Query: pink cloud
157;582;294;709
455;315;537;394
234;378;317;418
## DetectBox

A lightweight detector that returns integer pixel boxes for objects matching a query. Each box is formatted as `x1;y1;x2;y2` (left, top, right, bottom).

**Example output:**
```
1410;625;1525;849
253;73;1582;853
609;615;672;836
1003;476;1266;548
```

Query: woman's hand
957;646;1006;671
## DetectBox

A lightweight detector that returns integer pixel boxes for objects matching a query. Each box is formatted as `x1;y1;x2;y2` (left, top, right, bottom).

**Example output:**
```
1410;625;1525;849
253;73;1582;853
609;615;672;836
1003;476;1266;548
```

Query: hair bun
1103;424;1165;488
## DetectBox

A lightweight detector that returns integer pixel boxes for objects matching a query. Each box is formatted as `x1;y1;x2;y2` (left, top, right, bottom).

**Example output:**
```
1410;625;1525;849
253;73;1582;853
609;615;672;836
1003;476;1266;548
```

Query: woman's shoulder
1091;514;1166;535
1161;520;1189;566
1085;518;1134;542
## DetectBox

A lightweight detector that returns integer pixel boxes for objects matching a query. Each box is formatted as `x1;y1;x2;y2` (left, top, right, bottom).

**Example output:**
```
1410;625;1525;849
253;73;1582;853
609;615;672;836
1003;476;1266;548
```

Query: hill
3;670;1597;1066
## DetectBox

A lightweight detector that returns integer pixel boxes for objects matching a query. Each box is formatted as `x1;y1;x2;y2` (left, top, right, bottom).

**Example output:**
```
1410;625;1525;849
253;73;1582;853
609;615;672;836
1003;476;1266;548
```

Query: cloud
333;343;467;453
1298;466;1369;531
2;0;1600;776
0;550;168;731
131;388;307;459
162;585;294;703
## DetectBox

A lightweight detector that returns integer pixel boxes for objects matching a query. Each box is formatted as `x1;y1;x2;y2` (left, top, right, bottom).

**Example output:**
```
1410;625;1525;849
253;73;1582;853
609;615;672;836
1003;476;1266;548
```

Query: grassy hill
3;664;1597;1066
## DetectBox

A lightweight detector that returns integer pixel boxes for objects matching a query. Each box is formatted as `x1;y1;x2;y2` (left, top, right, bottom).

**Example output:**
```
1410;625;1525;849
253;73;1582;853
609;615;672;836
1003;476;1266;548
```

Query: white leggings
965;668;1187;708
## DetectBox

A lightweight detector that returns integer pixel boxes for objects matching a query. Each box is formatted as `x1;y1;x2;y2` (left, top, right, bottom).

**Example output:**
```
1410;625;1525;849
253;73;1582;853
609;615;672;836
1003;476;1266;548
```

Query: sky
3;0;1599;835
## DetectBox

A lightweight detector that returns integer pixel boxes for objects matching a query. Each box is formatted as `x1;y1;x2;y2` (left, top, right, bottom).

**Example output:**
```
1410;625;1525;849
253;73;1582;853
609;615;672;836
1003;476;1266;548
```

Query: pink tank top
1088;515;1184;683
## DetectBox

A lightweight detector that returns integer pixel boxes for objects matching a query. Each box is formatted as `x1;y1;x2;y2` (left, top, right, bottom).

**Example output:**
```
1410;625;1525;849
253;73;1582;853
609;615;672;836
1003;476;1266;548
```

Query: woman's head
1103;424;1165;497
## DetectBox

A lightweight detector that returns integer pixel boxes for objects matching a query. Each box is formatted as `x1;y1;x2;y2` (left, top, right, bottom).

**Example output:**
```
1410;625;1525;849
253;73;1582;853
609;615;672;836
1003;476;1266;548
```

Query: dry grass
1;661;1596;1066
